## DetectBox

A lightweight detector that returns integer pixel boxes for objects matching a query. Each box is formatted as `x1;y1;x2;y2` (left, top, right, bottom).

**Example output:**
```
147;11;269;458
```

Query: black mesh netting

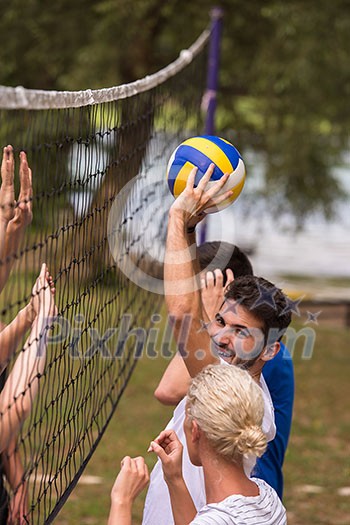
0;33;208;524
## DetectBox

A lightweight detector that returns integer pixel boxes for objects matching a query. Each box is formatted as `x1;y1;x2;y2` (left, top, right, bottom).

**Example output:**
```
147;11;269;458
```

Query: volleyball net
0;28;209;524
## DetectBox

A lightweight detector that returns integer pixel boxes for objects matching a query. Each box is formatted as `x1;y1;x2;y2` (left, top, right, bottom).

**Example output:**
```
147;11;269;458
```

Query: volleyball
166;135;246;213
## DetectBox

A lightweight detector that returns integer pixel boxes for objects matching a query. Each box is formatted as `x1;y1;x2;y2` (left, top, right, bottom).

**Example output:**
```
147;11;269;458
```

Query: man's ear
261;342;280;362
191;420;201;443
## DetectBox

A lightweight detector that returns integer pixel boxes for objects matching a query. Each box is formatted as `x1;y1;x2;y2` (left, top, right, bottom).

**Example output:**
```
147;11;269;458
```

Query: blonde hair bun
236;425;267;457
186;364;267;462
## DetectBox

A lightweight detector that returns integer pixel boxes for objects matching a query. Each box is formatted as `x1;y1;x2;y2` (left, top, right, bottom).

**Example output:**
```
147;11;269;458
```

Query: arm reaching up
0;146;33;293
154;268;235;405
0;264;56;452
164;164;233;377
0;146;16;271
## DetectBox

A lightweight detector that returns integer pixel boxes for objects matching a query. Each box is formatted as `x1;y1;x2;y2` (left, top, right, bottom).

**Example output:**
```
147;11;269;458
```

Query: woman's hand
149;429;183;485
0;145;16;225
111;456;149;506
30;264;57;320
108;456;149;525
8;150;33;231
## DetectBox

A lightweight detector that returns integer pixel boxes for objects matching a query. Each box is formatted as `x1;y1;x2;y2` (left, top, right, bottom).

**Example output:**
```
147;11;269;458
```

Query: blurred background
1;1;349;524
2;0;349;293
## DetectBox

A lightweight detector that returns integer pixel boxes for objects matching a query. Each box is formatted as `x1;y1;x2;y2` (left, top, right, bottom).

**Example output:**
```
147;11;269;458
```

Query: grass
52;319;350;525
283;323;350;525
54;338;174;525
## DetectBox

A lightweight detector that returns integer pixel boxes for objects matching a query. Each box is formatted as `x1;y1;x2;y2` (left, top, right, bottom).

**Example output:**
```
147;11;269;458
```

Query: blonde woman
108;364;286;525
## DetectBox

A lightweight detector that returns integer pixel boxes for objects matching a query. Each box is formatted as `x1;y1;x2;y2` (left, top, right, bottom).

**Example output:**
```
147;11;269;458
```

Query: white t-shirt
142;366;275;525
190;477;286;525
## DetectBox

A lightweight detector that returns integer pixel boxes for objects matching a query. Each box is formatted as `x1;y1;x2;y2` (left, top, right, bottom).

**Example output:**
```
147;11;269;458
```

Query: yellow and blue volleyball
166;135;246;213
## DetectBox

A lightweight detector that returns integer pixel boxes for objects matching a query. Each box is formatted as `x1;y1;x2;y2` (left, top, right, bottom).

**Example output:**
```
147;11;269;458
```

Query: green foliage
0;0;349;222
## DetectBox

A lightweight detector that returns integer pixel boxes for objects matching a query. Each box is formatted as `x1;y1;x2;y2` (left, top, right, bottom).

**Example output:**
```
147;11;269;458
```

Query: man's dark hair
198;241;253;284
224;275;292;344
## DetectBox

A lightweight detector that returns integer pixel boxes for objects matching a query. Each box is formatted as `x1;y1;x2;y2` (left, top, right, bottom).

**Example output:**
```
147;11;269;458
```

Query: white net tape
0;29;209;110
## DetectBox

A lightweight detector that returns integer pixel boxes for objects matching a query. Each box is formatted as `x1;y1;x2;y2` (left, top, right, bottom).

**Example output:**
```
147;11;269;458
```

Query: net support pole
199;6;223;245
204;6;223;134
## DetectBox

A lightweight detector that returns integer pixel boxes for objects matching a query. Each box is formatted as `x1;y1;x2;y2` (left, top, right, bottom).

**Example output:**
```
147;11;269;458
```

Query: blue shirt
253;343;294;500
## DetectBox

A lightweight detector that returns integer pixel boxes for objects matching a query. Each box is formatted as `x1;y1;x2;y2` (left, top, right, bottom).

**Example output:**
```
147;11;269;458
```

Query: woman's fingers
1;145;14;186
120;456;132;469
18;151;33;211
149;440;167;461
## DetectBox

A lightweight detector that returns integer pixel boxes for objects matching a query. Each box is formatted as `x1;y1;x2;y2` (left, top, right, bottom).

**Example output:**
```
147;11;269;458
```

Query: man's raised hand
169;163;233;229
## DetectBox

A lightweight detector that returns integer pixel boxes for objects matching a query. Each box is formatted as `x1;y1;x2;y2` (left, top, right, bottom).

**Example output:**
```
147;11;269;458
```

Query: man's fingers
213;269;224;288
186;167;198;189
205;271;215;288
225;268;234;285
204;172;231;200
196;163;215;191
207;188;233;209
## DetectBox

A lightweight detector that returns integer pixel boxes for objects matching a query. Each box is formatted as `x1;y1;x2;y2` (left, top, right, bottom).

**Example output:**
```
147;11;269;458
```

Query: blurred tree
0;0;97;89
0;0;349;222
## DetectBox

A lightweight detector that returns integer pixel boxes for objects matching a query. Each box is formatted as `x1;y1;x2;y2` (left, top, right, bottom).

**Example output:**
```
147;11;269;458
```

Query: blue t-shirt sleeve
254;344;294;499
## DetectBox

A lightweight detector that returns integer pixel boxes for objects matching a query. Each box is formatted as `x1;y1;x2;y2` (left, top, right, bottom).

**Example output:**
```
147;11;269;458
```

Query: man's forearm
164;210;201;318
164;210;216;377
154;352;191;405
